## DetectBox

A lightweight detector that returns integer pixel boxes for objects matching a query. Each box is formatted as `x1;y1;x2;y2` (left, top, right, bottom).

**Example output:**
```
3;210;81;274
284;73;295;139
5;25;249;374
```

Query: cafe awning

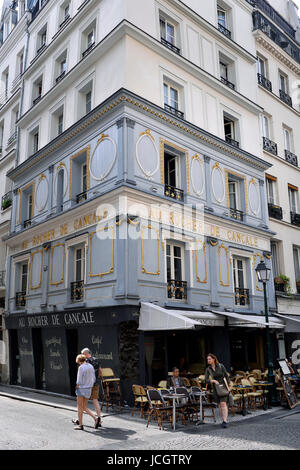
273;313;300;333
139;303;224;331
211;310;284;329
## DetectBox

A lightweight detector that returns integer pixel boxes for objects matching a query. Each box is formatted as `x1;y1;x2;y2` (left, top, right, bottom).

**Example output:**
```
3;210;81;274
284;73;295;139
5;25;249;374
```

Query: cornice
254;31;300;76
9;88;271;185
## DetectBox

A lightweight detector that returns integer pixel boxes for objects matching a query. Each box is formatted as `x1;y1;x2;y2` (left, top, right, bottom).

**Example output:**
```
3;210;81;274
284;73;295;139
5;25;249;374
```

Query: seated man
167;367;185;389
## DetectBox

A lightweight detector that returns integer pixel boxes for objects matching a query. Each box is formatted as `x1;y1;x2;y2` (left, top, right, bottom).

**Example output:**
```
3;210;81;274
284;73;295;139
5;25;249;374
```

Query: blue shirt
76;362;95;389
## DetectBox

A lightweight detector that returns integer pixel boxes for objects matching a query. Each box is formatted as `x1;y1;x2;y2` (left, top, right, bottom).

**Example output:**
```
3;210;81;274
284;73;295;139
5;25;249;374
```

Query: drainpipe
15;12;30;167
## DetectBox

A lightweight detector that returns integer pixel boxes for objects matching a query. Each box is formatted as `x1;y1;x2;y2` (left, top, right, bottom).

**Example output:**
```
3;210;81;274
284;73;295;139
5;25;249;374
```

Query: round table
232;385;253;415
254;382;273;410
192;391;207;425
164;393;186;430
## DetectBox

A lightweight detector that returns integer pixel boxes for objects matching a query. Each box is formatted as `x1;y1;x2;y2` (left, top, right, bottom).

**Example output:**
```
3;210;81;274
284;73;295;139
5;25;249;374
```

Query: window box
33;95;42;106
0;271;5;287
164;103;184;119
220;76;235;89
229;208;244;222
71;280;84;302
291;212;300;227
279;89;292;107
225;136;239;148
268;203;283;220
76;191;87;205
1;191;12;211
56;70;66;84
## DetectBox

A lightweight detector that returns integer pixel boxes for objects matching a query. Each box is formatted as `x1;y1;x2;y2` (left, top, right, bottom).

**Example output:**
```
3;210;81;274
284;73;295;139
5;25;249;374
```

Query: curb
0;391;78;412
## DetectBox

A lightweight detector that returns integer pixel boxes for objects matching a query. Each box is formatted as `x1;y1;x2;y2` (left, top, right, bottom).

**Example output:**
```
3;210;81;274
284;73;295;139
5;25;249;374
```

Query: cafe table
164;393;186;431
232;385;253;416
254;382;273;410
192;390;206;425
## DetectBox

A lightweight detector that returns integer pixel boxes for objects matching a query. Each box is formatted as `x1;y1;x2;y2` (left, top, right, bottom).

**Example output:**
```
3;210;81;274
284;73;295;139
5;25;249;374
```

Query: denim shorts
76;387;92;399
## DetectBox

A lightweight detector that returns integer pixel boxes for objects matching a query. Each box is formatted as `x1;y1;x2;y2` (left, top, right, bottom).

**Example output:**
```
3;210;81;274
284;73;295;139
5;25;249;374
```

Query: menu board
17;329;35;388
280;374;298;409
42;328;71;395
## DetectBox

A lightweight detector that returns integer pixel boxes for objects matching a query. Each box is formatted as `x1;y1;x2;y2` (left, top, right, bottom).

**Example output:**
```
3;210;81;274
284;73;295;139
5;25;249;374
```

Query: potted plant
274;274;292;294
1;197;12;211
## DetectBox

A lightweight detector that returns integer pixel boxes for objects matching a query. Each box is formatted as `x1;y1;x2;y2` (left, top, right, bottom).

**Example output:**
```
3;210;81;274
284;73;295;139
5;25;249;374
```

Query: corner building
2;0;286;401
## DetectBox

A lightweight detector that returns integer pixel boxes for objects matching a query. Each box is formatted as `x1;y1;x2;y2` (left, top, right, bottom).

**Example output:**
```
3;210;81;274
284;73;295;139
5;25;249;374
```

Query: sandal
72;418;79;425
74;425;84;431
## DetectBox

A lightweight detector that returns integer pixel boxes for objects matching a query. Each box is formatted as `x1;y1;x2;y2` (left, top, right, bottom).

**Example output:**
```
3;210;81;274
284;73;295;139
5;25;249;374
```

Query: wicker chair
146;389;172;430
241;378;263;410
131;385;148;418
102;368;121;411
158;380;167;389
190;386;216;422
251;369;263;381
230;381;242;415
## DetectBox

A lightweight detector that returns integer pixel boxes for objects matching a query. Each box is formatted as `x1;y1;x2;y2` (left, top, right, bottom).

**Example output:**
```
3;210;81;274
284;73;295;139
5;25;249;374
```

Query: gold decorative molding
29;249;43;290
141;224;161;275
139;129;155;142
264;254;272;260
88;227;114;278
219;244;230;287
209;240;218;247
69;146;90;200
194;241;207;284
49;243;65;286
99;133;109;142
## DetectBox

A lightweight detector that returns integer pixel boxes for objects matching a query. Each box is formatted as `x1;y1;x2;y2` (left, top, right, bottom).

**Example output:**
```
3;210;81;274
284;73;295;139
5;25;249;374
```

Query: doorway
9;330;21;385
32;329;45;390
66;329;79;396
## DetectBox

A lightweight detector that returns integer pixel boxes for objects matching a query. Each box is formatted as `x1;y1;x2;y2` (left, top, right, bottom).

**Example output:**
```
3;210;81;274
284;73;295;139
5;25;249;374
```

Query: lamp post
255;261;278;406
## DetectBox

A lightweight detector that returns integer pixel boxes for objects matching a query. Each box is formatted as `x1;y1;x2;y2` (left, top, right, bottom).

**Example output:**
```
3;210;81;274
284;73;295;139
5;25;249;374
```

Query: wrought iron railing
235;288;250;306
161;37;180;54
23;219;32;229
33;95;42;106
7;130;17;147
36;43;46;56
268;203;283;220
285;150;298;167
221;76;235;89
76;191;87;204
82;42;95;58
56;70;66;84
59;14;70;28
16;291;26;308
218;23;231;39
1;191;12;211
279;89;292;107
164;104;184;119
0;271;5;287
246;0;296;39
11;73;22;90
257;73;272;92
274;280;285;293
225;136;239;148
263;136;277;155
71;281;84;302
164;185;184;202
229;208;244;222
253;11;300;65
291;212;300;227
167;280;187;301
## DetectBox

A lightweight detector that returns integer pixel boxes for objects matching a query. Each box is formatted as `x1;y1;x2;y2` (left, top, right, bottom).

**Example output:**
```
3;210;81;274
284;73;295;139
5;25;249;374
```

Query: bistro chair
275;373;285;404
235;370;247;378
241;378;263;410
251;369;263;381
190;378;201;387
190;386;216;422
182;377;191;388
174;386;195;424
146;389;173;430
102;368;121;411
158;380;167;389
131;385;148;418
230;381;242;415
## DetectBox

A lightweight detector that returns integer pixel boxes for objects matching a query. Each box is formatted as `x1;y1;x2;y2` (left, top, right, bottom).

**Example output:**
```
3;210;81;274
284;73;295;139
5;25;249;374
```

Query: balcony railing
285;150;298;167
225;136;239;148
268;203;283;220
56;70;66;84
164;104;184;119
164;185;184;202
253;11;300;65
23;219;32;229
291;212;300;227
246;0;296;40
7;130;17;147
221;76;235;90
11;73;22;91
1;191;12;211
36;43;46;56
279;89;293;107
274;280;285;293
16;291;26;308
257;73;272;92
76;191;87;204
161;37;180;54
263;136;277;155
218;23;232;39
229;208;244;222
82;42;95;58
71;281;84;302
33;95;42;106
0;271;5;287
167;280;187;301
234;288;250;306
59;14;70;28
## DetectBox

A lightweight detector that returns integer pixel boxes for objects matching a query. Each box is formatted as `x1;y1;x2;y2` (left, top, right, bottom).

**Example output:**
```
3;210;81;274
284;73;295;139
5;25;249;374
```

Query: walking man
81;347;103;427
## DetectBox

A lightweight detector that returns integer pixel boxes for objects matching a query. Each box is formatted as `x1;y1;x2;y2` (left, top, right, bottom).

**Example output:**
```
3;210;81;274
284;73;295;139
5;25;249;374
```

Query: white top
76;362;95;389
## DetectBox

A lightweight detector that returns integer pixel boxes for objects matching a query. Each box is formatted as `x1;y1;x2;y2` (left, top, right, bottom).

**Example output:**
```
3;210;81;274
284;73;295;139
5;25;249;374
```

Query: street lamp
255;260;278;407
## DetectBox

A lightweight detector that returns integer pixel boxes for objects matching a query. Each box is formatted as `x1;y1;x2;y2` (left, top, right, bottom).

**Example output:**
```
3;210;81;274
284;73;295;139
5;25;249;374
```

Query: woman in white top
74;354;98;430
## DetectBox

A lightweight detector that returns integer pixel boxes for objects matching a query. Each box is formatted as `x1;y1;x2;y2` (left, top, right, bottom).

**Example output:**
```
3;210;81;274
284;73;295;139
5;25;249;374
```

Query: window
160;17;175;45
20;262;28;293
217;7;227;27
164;83;179;110
284;128;291;151
279;73;288;94
32;76;43;105
20;183;34;227
37;25;47;53
86;90;92;114
55;50;67;83
74;246;85;282
50;104;64;139
82;20;96;57
166;243;183;282
56;168;65;212
28;125;39;156
165;153;178;188
81;163;87;193
70;148;89;204
293;247;300;287
19;52;24;75
228;179;239;211
262;115;270;139
227;173;244;220
58;114;63;135
257;56;266;77
224;115;239;146
217;3;231;37
33;131;39;153
163;143;184;200
266;178;276;205
77;79;93;119
4;70;9;98
232;257;249;306
289;186;298;214
271;242;280;278
219;53;235;89
87;30;94;48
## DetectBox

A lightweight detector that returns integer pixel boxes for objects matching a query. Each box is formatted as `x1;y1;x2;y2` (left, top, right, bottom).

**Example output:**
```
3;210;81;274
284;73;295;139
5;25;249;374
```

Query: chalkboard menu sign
42;328;71;395
17;329;35;388
280;374;298;409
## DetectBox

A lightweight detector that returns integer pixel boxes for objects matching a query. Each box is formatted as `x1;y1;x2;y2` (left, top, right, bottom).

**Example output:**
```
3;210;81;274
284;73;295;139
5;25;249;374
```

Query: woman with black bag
205;353;232;428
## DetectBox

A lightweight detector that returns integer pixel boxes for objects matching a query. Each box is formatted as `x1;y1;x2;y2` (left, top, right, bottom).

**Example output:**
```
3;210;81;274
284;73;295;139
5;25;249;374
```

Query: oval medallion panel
35;175;49;212
191;155;205;197
90;134;117;182
248;179;260;216
136;130;159;179
211;163;225;204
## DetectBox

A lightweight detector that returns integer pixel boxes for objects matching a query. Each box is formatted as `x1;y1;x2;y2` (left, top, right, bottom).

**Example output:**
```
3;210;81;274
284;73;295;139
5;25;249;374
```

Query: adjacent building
1;0;299;401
